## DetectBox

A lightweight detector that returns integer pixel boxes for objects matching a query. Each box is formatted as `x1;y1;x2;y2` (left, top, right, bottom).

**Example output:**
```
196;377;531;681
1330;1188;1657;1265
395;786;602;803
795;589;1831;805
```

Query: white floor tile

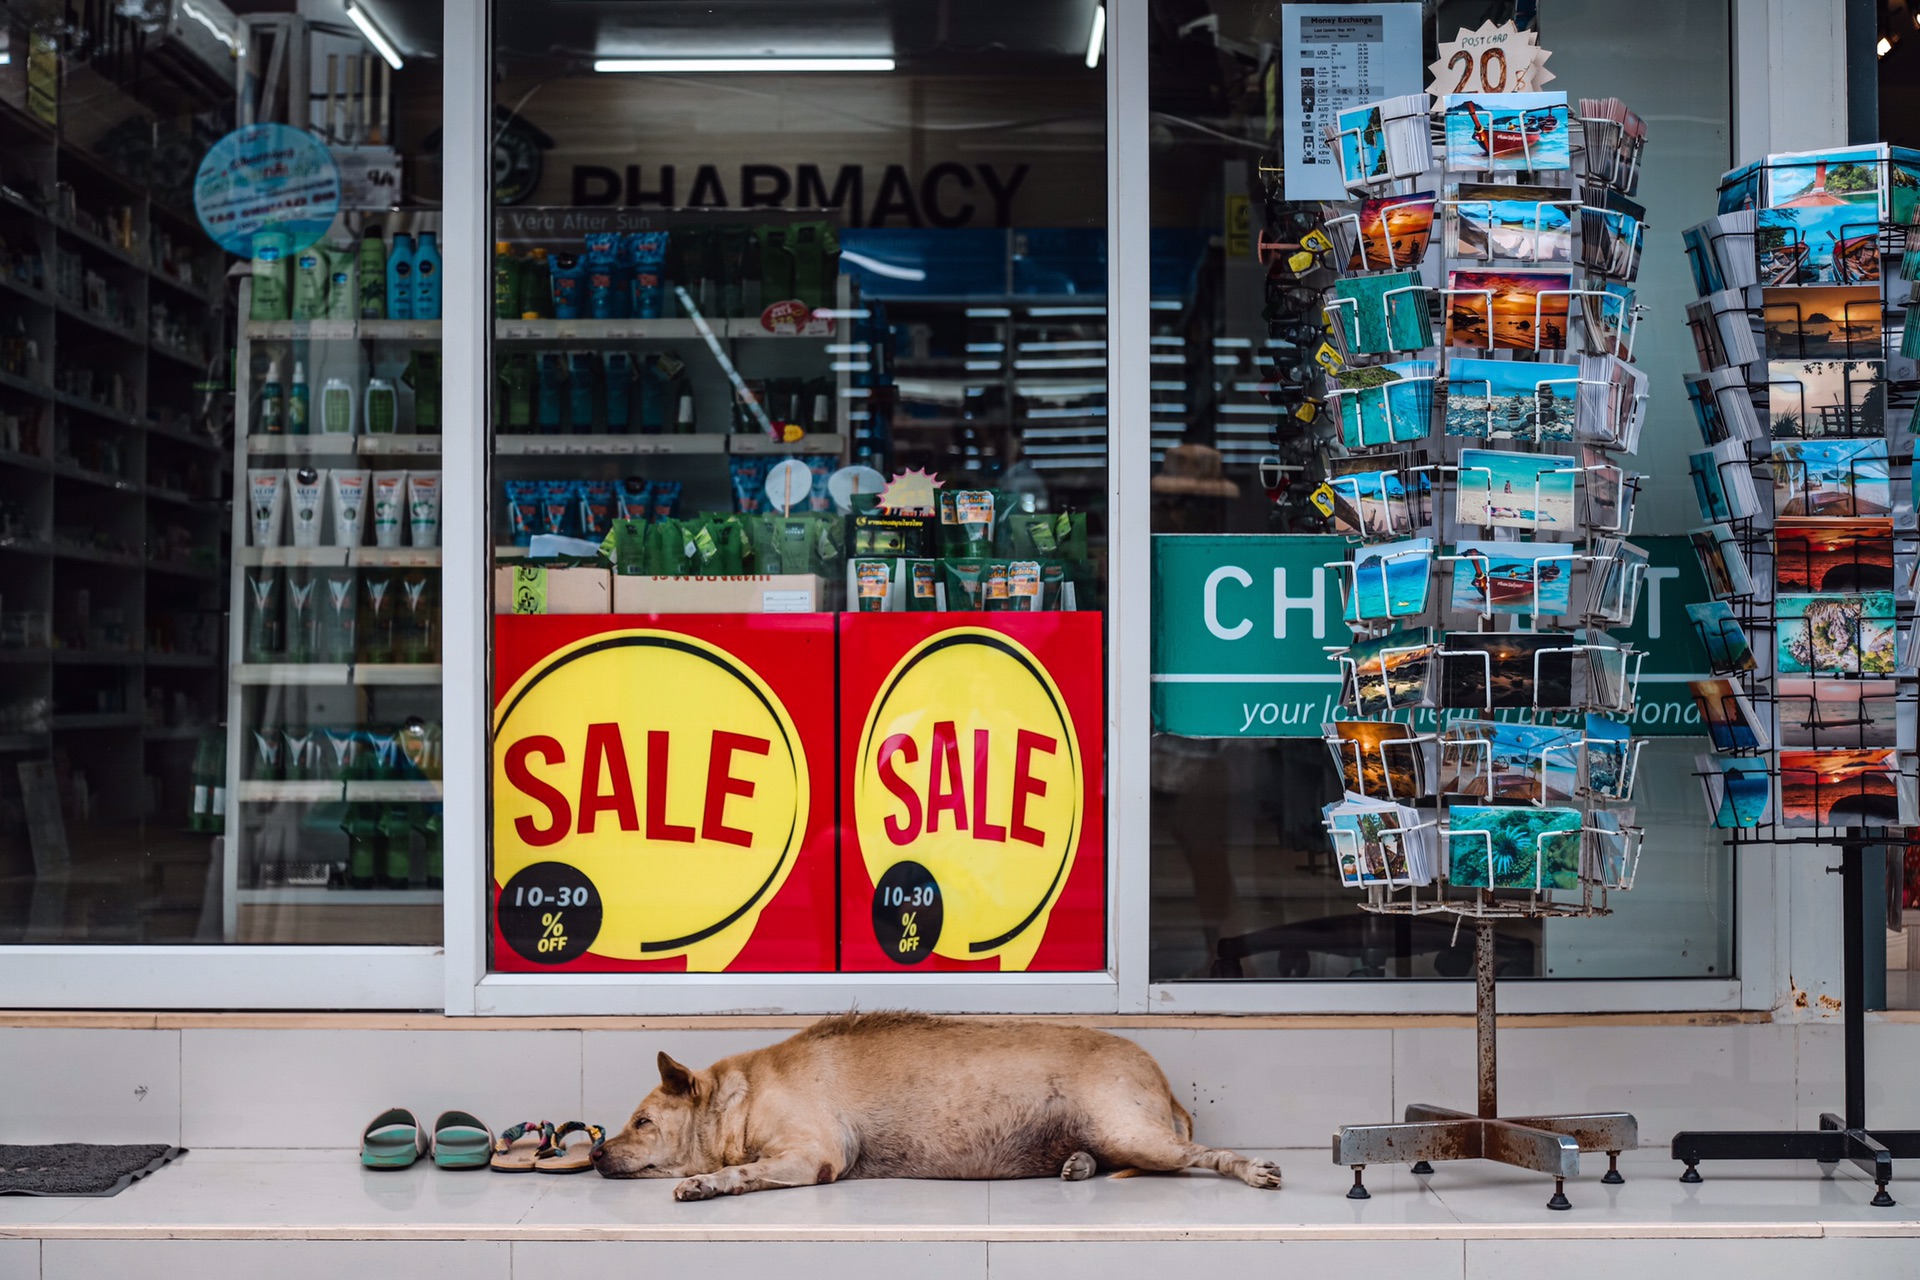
1115;1027;1395;1148
988;1240;1465;1279
42;1239;510;1280
179;1029;583;1147
515;1240;988;1279
515;1167;995;1229
1466;1236;1920;1279
0;1029;180;1146
0;1239;37;1278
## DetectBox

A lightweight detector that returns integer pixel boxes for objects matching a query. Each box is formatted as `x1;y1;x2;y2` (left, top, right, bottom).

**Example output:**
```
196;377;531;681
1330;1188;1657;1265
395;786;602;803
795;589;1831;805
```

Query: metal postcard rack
1303;93;1654;1210
1673;148;1920;1206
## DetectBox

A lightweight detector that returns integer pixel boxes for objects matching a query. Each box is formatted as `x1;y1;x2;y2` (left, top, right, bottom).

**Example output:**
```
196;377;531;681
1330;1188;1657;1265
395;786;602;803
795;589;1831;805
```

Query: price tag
1308;483;1338;518
512;565;547;615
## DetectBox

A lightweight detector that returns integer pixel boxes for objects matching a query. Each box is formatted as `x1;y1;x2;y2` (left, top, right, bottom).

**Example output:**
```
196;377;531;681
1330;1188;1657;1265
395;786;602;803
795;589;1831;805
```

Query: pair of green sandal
359;1108;494;1170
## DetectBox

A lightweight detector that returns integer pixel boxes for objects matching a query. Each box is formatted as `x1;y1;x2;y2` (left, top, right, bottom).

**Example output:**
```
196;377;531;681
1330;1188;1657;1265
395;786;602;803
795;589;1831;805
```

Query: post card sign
491;614;836;972
840;614;1105;972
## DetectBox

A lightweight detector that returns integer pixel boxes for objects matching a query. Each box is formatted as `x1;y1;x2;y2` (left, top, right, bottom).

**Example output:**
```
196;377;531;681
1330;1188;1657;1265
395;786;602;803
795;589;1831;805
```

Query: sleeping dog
593;1011;1282;1199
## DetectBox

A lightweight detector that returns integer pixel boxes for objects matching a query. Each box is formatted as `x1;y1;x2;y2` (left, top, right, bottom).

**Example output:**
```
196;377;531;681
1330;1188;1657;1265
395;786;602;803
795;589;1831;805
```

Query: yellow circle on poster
853;628;1081;970
492;631;807;970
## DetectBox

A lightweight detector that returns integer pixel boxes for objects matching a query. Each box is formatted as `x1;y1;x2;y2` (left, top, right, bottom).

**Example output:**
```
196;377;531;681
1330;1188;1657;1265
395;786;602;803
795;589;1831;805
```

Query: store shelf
0;273;51;306
147;421;223;453
148;270;220;307
53;219;146;272
494;317;829;342
244;319;443;342
51;543;145;570
146;558;221;580
145;652;219;668
0;450;52;474
144;724;209;740
359;434;445;456
150;341;209;370
350;779;443;801
245;433;443;457
727;433;846;456
51;712;142;730
53;298;143;345
51;388;144;429
232;663;352;686
354;664;443;685
52;650;141;666
236;886;443;905
495;432;726;456
234;778;443;803
48;463;141;495
240;547;443;568
0;368;52;400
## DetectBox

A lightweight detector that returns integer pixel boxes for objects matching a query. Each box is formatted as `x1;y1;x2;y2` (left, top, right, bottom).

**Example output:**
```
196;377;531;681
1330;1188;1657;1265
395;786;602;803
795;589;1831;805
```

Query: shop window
487;1;1110;974
0;0;446;945
1145;0;1736;982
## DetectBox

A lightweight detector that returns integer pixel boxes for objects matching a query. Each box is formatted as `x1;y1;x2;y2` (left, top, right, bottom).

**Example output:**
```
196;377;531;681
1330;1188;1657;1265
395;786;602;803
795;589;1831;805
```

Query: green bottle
494;241;519;320
403;350;440;431
357;228;387;320
342;803;380;889
379;805;414;888
420;809;443;888
288;360;309;434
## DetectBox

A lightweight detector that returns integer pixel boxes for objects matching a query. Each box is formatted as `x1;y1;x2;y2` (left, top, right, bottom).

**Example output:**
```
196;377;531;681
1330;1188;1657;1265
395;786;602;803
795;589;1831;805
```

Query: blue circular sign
193;123;342;256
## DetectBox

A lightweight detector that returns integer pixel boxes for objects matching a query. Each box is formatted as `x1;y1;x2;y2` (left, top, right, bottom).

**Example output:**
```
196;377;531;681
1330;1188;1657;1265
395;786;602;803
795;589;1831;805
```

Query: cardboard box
612;574;821;615
492;565;611;614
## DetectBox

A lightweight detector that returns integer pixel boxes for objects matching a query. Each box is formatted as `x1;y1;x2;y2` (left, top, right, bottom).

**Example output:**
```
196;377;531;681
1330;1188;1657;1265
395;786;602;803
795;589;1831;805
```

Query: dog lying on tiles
592;1011;1281;1199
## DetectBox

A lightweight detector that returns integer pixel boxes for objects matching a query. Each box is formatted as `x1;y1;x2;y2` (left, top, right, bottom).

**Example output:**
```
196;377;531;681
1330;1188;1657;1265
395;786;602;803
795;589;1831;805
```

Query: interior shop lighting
1879;35;1894;56
1085;3;1106;68
345;1;404;69
839;248;926;281
594;57;895;73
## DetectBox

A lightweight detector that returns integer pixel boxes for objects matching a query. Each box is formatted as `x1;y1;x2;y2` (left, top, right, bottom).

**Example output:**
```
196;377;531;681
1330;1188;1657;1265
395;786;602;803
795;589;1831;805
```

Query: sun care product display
320;377;355;435
288;468;326;548
326;237;358;320
289;360;309;434
364;377;398;434
357;229;387;319
258;357;284;434
371;472;408;548
412;229;442;320
247;469;287;546
249;230;291;321
386;231;414;321
406;472;442;548
292;241;329;321
330;470;370;547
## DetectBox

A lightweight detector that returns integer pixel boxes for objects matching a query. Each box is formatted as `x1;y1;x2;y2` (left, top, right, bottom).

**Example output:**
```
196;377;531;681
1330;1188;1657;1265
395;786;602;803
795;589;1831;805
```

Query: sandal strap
492;1120;554;1154
549;1121;605;1150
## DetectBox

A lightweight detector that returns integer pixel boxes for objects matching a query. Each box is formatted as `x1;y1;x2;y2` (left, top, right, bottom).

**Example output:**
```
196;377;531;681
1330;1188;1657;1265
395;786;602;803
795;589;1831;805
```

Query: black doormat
0;1144;186;1196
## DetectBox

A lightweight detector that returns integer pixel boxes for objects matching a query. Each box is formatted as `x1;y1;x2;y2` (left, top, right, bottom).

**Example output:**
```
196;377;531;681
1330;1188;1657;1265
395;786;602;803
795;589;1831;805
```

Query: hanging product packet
650;480;682;521
905;559;940;610
644;518;693;575
855;559;891;611
504;479;542;547
627;230;671;318
576;479;616;540
538;479;577;538
600;518;649;573
943;558;987;610
615;477;653;521
730;456;770;514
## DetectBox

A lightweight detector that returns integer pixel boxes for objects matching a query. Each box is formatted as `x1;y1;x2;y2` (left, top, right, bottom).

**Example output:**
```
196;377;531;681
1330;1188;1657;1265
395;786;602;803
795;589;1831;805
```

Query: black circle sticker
498;862;603;965
872;861;942;965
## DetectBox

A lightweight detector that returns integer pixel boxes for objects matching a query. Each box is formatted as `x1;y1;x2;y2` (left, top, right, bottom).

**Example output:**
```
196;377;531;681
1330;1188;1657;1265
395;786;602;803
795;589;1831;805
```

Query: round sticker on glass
193;123;342;256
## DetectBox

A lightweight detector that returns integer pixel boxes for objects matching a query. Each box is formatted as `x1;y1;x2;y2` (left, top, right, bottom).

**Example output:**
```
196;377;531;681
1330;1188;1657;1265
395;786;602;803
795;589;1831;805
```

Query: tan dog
593;1011;1282;1199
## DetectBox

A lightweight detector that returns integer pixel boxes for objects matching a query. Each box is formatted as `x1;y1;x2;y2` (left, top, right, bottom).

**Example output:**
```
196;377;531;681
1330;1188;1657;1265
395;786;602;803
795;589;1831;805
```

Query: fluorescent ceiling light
594;57;894;73
345;1;403;70
839;248;926;281
1085;4;1106;68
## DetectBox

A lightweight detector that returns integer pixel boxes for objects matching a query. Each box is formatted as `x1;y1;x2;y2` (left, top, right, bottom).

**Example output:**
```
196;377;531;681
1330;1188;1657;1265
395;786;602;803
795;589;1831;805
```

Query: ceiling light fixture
593;57;895;73
345;1;404;70
1085;4;1106;68
1879;34;1894;56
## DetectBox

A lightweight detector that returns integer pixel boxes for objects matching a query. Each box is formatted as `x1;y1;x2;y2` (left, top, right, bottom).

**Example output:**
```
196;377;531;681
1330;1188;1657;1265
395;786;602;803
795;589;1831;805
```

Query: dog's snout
589;1143;605;1162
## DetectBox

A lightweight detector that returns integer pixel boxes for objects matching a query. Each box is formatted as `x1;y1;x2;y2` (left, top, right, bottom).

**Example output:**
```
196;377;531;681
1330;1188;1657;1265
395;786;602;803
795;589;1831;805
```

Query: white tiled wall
0;1029;181;1146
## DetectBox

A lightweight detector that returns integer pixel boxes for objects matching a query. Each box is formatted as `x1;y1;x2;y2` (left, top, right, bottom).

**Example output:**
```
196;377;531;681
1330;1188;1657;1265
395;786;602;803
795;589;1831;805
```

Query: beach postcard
1450;184;1574;263
1337;102;1392;184
1704;755;1772;828
1332;271;1432;355
1761;285;1882;359
1345;537;1433;623
1439;721;1581;802
1777;676;1900;748
1328;720;1432;801
1450;539;1575;615
1585;714;1636;798
1336;359;1436;446
1349;192;1437;270
1439;632;1580;709
1443;93;1572;172
1343;626;1436;715
1757;205;1884;285
1328;805;1419;886
1684;600;1758;674
1779;747;1904;827
1581;281;1634;358
1764;145;1886;216
1444;357;1578;442
1690;522;1754;600
1771;437;1891;518
1766;359;1885;437
1773;517;1894;592
1691;677;1771;752
1456;447;1577;530
1446;269;1573;350
1776;591;1898;674
1445;805;1582;890
1326;456;1417;540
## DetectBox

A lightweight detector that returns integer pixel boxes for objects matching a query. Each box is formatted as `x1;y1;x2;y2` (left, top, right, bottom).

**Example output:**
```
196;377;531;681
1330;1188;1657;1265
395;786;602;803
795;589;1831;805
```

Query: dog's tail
1170;1096;1194;1141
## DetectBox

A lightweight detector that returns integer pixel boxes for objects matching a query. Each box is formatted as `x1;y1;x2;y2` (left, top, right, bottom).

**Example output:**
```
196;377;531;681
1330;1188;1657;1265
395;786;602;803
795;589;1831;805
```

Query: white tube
406;470;442;548
371;471;409;549
331;469;371;547
288;467;326;548
247;469;288;547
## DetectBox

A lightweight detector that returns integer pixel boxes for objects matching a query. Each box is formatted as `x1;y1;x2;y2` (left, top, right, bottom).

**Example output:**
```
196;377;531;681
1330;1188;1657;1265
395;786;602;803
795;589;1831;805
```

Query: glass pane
0;0;445;943
1146;0;1735;982
487;1;1109;973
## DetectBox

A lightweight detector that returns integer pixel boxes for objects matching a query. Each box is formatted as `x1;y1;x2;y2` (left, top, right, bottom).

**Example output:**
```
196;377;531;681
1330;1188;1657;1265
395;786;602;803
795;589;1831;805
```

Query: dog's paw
674;1174;723;1201
1061;1151;1096;1181
1239;1159;1283;1190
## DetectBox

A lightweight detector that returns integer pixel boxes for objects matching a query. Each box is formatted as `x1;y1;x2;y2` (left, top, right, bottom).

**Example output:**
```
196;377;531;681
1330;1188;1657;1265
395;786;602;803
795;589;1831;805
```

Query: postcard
1584;714;1636;799
1688;289;1762;369
1684;210;1759;295
1327;720;1432;801
1331;271;1432;355
1443;93;1572;172
1690;523;1754;600
1327;454;1417;540
1586;538;1649;625
1348;192;1437;271
1334;93;1433;189
1576;353;1648;450
1771;438;1891;518
1443;357;1578;443
1773;517;1894;592
1585;808;1638;886
1450;539;1575;616
1757;205;1883;286
1439;720;1581;802
1765;359;1884;437
1446;269;1573;351
1335;359;1436;446
1582;639;1634;714
1580;97;1647;195
1345;537;1433;623
1685;369;1762;447
1685;600;1758;674
1336;101;1393;185
1342;627;1436;716
1761;285;1882;360
1456;447;1577;531
1580;191;1647;281
1690;439;1762;523
1580;281;1635;358
1450;184;1574;264
1439;631;1579;710
1779;747;1903;827
1777;591;1897;674
1719;159;1762;215
1701;753;1771;828
1445;805;1582;890
1582;448;1629;532
1777;676;1900;748
1764;145;1887;217
1690;678;1772;752
1325;799;1437;887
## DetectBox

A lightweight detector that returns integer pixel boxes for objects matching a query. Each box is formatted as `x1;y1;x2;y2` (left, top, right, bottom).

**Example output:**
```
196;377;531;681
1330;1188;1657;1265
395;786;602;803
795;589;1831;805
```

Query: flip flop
432;1110;493;1170
360;1107;427;1169
534;1122;605;1174
489;1120;554;1172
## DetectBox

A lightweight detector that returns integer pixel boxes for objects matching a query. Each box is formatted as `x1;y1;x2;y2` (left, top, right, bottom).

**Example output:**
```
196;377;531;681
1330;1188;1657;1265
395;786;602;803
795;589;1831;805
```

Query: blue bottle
412;231;442;321
386;232;415;321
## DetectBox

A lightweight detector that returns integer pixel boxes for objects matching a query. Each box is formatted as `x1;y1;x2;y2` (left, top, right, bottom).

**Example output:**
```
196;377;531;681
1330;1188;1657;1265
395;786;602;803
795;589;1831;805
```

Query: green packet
942;558;986;610
686;513;750;575
600;518;649;574
748;511;844;577
854;558;891;612
905;559;939;611
644;517;694;575
939;489;1009;558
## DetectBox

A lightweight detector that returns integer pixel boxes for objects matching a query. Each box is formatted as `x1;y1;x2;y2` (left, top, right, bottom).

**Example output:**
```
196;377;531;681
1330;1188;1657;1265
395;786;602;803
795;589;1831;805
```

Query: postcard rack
1294;87;1654;1211
1671;146;1920;1206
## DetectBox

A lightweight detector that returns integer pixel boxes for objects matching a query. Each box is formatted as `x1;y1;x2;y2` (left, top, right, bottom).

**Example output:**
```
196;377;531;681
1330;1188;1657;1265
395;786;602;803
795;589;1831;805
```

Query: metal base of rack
1332;916;1638;1211
1670;842;1917;1207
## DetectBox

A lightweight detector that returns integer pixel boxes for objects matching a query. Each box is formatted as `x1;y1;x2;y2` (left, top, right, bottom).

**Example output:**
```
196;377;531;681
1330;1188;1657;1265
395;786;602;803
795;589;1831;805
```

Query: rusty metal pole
1476;916;1497;1120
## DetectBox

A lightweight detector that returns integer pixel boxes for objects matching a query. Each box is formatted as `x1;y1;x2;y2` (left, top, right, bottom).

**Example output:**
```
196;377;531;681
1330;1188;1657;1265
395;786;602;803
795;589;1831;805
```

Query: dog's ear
658;1051;700;1098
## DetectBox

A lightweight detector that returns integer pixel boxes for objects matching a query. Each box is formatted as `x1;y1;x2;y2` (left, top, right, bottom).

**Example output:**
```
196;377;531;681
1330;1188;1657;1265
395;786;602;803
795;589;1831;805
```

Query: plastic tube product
386;231;414;321
318;569;358;663
259;357;284;434
358;229;387;319
535;352;566;433
248;469;288;546
289;360;309;434
566;351;597;428
412;230;442;320
371;471;408;548
249;230;291;321
284;569;318;660
504;479;542;547
359;572;395;663
627;230;670;319
244;567;283;660
406;471;441;548
404;351;440;431
320;377;355;434
576;479;615;540
292;243;329;320
326;240;358;320
398;570;438;663
288;467;327;548
585;232;619;319
331;470;370;547
363;377;398;434
539;479;577;537
602;351;633;433
550;253;582;319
